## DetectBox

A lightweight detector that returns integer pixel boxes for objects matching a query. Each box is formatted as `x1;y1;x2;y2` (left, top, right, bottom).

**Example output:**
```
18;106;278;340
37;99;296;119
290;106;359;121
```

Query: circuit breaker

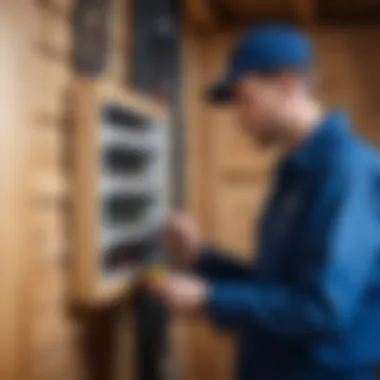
71;80;170;304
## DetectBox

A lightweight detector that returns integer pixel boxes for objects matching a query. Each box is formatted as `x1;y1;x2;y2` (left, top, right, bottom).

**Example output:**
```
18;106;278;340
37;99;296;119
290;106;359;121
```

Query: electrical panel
71;80;170;305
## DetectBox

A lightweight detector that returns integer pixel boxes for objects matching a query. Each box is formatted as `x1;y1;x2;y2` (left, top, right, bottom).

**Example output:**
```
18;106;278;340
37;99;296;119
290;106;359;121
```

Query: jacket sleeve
205;165;380;338
194;246;256;282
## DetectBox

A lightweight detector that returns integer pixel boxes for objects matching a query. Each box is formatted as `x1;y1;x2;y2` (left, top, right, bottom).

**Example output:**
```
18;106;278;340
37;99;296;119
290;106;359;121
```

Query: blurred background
1;0;380;380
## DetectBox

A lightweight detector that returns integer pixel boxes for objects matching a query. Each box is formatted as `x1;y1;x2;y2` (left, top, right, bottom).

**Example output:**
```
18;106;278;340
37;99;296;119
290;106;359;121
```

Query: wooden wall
31;1;80;378
185;27;380;380
30;0;144;376
1;0;138;379
1;0;188;379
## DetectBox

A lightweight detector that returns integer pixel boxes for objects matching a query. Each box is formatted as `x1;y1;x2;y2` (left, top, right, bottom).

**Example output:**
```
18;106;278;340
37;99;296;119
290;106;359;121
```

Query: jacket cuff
204;283;243;331
193;246;220;275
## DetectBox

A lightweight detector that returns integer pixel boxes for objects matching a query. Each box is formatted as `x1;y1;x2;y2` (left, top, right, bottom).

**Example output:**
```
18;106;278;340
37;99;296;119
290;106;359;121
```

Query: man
152;25;380;379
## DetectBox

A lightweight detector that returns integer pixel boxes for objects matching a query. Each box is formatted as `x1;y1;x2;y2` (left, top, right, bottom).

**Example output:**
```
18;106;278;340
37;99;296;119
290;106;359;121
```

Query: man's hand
151;273;209;316
164;212;202;268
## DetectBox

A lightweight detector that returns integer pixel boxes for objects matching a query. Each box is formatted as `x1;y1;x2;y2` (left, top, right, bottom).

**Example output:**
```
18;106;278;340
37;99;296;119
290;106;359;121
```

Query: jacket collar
281;110;351;172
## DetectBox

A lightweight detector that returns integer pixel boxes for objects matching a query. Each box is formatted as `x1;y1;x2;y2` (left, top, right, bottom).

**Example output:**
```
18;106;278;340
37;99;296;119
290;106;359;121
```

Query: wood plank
215;0;297;25
98;81;169;122
219;0;291;16
33;172;68;202
214;183;270;256
35;0;75;18
38;9;72;53
70;79;99;303
185;0;219;33
0;1;36;379
109;0;131;83
33;126;65;172
293;0;316;25
183;28;206;224
33;55;71;117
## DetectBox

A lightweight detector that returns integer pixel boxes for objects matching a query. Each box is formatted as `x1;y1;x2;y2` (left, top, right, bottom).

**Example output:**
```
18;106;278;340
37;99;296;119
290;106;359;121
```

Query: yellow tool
140;266;168;289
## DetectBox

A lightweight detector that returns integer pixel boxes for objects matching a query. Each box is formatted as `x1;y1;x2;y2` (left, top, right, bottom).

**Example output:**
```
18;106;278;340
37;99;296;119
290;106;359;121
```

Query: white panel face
97;104;169;279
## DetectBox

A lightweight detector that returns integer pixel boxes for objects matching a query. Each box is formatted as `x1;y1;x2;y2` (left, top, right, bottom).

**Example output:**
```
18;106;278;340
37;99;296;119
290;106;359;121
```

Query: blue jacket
195;112;380;380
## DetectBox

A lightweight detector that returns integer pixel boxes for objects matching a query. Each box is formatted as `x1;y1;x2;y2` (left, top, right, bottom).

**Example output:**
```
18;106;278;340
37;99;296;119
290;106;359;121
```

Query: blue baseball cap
208;25;314;104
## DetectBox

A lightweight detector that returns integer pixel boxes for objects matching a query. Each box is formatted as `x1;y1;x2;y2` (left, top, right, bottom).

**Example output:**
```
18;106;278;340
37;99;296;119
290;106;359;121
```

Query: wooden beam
199;0;320;28
185;0;220;33
294;0;316;26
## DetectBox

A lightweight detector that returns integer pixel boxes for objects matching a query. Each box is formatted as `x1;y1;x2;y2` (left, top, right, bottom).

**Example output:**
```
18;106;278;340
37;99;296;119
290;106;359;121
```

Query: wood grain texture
185;0;220;34
293;0;316;25
182;28;207;227
0;1;35;378
28;1;82;379
213;0;297;25
70;79;99;304
109;0;130;83
98;81;169;121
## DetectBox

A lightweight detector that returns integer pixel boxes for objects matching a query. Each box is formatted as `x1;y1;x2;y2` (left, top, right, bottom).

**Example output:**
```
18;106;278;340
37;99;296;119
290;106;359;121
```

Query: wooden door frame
0;1;35;379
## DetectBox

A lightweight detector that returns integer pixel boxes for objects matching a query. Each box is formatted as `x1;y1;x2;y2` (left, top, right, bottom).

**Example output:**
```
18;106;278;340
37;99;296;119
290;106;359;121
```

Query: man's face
234;74;294;147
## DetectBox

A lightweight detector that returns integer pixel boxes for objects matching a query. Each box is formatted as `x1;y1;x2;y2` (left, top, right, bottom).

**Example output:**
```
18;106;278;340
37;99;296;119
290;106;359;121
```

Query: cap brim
205;78;235;105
